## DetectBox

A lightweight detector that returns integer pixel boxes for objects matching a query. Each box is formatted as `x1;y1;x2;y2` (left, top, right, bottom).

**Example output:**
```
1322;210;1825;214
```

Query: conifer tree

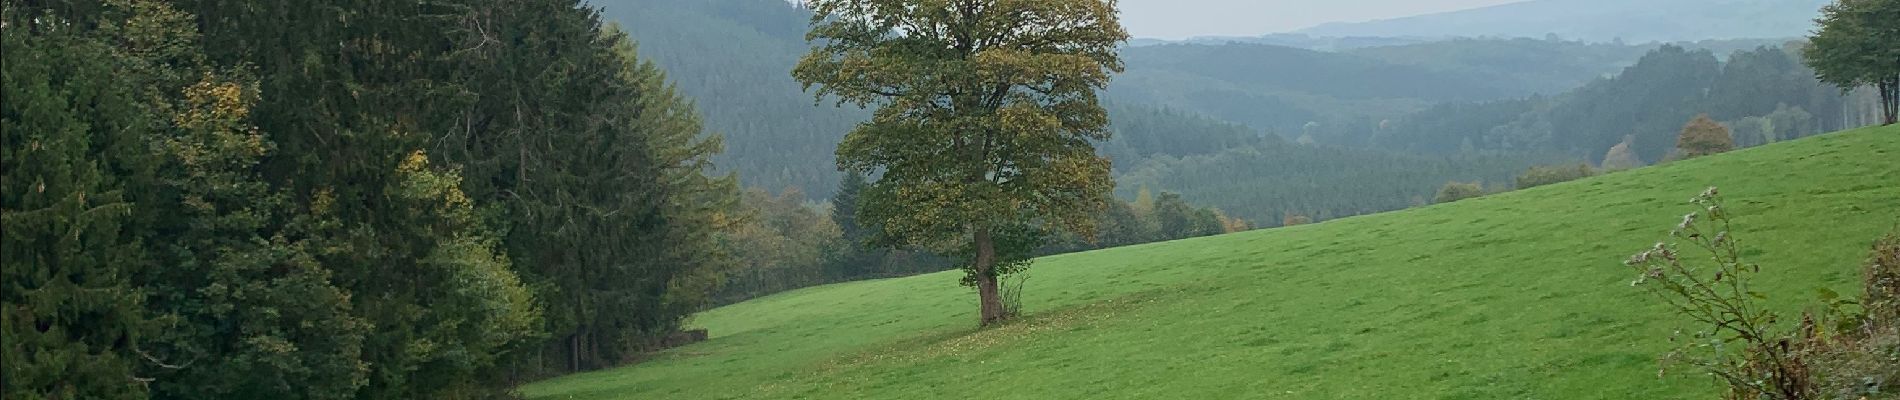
1;4;155;398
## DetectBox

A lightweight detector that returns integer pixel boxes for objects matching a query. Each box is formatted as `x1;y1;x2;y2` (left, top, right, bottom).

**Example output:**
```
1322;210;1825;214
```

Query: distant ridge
1295;0;1829;43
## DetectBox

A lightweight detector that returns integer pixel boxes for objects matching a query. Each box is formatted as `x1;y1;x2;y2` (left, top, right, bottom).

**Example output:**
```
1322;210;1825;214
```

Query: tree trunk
973;227;1006;326
568;331;581;372
1882;78;1898;126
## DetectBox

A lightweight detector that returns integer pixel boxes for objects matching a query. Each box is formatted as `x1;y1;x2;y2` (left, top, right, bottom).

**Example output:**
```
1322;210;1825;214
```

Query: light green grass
523;125;1900;399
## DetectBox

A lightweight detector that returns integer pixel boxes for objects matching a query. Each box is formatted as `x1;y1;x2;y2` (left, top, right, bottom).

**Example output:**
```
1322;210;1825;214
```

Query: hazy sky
1119;0;1525;39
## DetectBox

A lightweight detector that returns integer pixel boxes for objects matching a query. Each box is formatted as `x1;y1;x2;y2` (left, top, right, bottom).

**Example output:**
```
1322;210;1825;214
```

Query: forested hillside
1373;44;1867;163
1113;38;1833;147
592;0;864;198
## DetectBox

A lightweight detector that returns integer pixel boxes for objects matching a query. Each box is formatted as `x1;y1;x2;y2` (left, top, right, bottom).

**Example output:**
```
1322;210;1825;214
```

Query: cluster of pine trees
2;0;737;398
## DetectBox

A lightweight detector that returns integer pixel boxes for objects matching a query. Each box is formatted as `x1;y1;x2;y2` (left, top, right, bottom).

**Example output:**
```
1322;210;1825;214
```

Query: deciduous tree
794;0;1129;326
1676;114;1736;158
1805;0;1900;125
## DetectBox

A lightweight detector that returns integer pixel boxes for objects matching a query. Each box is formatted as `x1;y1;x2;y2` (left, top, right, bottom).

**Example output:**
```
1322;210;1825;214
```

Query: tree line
3;0;737;398
714;173;1246;305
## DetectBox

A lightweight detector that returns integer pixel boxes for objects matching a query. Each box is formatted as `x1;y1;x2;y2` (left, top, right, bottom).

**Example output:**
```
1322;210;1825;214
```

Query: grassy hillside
523;125;1899;399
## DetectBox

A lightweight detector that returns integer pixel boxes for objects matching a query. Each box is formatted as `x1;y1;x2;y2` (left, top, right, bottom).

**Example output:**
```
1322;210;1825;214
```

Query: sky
1117;0;1526;39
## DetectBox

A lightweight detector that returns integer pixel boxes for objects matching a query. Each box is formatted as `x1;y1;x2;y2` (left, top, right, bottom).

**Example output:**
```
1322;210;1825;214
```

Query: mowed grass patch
522;125;1900;399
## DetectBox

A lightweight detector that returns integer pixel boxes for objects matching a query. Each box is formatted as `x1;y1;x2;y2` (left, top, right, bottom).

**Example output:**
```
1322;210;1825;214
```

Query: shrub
1602;136;1647;170
1627;191;1900;400
1514;163;1597;189
1432;181;1486;204
1865;229;1900;323
1677;114;1736;159
1623;188;1815;399
1807;227;1900;400
1807;324;1900;400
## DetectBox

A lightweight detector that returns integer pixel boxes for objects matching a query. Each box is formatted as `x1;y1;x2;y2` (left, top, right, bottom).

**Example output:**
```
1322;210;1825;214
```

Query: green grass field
523;125;1899;399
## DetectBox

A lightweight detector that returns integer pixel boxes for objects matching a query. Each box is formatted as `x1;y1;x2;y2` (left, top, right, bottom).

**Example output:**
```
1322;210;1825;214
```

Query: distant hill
1296;0;1828;43
1107;43;1522;140
1152;33;1435;51
1106;39;1672;143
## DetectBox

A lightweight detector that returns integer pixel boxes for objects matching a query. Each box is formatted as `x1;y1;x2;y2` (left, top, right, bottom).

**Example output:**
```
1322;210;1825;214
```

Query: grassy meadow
524;125;1899;399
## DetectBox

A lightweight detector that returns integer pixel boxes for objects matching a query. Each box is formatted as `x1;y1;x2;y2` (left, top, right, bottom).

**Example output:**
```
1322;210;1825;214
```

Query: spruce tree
2;3;157;398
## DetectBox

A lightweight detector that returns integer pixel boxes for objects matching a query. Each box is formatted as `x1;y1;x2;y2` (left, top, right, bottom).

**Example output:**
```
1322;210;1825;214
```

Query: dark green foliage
3;0;733;397
1090;200;1162;248
823;172;951;282
1098;103;1276;171
1371;98;1542;154
832;171;873;254
1;4;156;397
436;1;738;371
139;75;371;400
1150;192;1225;240
169;0;554;395
1433;182;1488;204
1514;164;1597;189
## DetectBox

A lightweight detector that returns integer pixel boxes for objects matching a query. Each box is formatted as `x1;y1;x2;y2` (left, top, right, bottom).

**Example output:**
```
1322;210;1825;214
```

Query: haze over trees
1373;44;1855;163
1296;0;1831;43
